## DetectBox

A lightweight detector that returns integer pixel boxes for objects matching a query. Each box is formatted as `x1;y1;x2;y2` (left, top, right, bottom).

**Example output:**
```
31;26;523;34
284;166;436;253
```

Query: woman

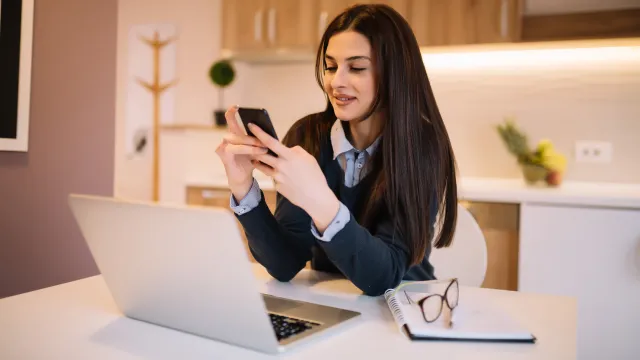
215;4;458;296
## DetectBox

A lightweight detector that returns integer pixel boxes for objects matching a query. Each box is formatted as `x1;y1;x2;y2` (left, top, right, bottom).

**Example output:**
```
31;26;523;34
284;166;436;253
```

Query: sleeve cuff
229;178;262;215
311;202;350;242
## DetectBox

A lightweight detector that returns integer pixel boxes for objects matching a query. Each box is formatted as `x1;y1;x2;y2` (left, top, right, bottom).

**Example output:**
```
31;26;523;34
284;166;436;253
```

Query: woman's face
323;31;376;122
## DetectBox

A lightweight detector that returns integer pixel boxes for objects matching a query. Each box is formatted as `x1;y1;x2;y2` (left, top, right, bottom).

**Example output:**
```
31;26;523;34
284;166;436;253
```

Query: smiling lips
334;94;356;106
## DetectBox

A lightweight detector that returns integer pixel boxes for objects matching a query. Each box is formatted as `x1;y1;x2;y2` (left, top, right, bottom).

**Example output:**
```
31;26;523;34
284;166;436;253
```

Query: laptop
67;193;361;354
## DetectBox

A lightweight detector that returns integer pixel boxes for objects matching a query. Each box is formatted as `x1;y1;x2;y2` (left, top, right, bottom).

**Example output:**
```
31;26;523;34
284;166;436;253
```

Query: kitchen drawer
186;186;278;212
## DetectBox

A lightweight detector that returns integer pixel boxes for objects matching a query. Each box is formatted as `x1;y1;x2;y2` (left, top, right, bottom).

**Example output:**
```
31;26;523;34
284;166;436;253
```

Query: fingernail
234;104;239;109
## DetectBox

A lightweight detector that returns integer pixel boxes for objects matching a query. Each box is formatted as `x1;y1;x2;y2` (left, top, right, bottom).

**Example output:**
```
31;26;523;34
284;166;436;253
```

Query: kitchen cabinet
355;0;410;19
221;0;522;60
186;185;277;212
464;201;520;291
268;0;318;50
521;0;640;41
222;0;318;54
408;0;522;47
314;0;410;41
315;0;358;33
220;0;639;60
222;0;268;53
473;0;523;43
221;0;412;56
519;203;640;360
523;0;640;15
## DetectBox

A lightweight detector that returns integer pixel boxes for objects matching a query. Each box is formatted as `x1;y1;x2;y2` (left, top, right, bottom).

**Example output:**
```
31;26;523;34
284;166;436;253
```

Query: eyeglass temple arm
392;278;457;296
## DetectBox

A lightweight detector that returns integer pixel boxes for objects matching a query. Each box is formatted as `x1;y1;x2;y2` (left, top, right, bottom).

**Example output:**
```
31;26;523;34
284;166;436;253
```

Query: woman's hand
215;106;269;201
247;123;341;233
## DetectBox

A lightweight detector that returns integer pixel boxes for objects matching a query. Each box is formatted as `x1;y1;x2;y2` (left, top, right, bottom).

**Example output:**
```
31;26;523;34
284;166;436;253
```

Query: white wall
421;45;640;183
115;0;243;202
237;45;640;184
115;1;640;204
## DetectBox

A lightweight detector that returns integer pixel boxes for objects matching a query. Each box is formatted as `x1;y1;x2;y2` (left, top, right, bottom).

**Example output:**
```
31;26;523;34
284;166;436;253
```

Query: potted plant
208;59;236;127
496;118;567;186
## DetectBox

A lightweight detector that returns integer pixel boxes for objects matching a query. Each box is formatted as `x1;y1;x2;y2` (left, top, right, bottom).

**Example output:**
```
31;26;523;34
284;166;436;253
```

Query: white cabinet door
519;203;640;360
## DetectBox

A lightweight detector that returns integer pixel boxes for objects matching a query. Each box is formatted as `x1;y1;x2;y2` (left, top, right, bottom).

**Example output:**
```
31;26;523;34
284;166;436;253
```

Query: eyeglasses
402;278;459;325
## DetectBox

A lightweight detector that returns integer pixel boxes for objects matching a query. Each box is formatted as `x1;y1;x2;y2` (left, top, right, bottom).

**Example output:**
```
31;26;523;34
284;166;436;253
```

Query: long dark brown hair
283;4;458;266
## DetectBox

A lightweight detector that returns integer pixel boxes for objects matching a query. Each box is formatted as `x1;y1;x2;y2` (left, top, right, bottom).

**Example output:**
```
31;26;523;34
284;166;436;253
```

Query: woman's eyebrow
325;54;371;61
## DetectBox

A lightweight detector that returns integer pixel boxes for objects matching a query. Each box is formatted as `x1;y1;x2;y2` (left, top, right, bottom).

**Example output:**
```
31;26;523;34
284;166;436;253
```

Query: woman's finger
247;124;290;158
225;105;244;135
252;154;278;168
224;133;264;147
272;172;286;184
225;144;269;155
252;160;275;177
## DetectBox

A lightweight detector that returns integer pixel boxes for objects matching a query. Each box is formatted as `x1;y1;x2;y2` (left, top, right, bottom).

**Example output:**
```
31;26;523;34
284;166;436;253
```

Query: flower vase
520;164;548;185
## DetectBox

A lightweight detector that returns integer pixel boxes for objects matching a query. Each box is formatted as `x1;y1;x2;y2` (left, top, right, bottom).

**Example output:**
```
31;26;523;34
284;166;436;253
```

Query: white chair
429;203;488;287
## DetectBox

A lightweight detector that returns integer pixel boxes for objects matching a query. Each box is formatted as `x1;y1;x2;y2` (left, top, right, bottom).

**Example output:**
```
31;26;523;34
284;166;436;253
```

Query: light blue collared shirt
230;119;381;241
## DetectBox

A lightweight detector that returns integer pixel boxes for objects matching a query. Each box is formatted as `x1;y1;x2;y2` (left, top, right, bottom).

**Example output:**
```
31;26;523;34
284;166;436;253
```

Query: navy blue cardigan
235;118;436;296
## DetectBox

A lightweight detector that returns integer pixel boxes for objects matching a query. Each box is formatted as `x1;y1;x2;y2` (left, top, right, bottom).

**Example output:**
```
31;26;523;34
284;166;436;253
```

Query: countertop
187;175;640;210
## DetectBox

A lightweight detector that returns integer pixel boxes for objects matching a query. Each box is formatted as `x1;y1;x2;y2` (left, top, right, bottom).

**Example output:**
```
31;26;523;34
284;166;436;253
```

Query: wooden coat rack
136;31;177;202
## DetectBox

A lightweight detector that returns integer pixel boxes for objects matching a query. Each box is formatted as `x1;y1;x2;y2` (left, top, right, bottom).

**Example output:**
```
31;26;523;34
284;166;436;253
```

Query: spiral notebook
384;282;536;343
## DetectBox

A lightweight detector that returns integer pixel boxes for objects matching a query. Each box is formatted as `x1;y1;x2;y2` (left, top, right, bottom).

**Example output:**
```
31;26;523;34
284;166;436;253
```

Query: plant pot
214;110;227;127
546;170;563;187
520;164;548;185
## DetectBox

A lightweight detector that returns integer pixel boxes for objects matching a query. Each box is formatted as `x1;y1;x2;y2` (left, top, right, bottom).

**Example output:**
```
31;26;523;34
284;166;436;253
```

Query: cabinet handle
201;189;228;199
201;190;215;199
268;8;276;44
500;0;509;39
318;11;328;39
254;10;263;42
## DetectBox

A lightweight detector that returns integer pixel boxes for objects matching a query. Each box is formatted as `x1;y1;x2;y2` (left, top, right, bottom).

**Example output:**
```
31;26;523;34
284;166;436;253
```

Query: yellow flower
542;151;567;172
537;139;553;154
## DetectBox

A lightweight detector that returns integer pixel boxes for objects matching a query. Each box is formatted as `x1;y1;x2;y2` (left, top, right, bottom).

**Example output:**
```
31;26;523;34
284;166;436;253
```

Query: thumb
225;105;243;135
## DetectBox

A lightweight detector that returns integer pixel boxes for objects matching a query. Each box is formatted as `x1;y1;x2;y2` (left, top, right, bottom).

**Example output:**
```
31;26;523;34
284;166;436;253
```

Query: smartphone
237;107;279;157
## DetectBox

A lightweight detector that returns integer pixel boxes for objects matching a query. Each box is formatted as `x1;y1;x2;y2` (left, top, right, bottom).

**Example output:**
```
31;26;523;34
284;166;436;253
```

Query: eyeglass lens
421;295;443;322
418;280;459;323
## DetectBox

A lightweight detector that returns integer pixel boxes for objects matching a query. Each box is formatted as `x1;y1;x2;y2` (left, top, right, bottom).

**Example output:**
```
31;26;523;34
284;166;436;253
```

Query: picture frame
0;0;35;152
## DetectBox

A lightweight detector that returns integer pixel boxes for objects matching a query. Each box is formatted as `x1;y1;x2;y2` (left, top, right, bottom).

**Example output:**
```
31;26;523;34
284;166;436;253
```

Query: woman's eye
324;66;366;73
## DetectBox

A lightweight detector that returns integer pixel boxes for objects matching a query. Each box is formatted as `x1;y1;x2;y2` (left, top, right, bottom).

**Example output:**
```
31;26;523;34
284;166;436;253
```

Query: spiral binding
384;289;406;326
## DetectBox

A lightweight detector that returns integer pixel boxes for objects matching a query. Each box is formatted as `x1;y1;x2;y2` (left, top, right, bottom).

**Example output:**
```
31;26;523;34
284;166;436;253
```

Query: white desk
0;264;576;359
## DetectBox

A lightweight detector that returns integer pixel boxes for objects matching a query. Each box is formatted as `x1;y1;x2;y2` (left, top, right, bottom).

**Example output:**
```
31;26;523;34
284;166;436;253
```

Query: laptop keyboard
269;313;320;341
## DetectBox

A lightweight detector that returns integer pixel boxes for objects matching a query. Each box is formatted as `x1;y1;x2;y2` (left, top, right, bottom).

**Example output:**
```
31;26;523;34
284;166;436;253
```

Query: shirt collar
330;118;381;160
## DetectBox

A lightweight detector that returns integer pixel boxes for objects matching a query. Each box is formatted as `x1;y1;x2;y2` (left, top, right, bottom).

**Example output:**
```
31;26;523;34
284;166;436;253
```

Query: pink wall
0;0;117;298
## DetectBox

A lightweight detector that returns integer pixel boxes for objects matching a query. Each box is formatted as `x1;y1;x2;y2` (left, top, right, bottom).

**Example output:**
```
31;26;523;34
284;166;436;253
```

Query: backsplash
225;44;640;184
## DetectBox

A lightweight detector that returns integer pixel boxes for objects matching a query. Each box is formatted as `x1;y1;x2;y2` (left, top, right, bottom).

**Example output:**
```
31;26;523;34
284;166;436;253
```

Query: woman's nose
330;68;347;89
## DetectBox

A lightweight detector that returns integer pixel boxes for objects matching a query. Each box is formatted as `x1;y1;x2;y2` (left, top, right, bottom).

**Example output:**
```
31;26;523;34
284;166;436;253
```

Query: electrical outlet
575;141;613;163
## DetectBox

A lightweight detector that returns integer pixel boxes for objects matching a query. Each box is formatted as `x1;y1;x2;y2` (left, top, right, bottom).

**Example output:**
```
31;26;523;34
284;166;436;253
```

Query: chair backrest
429;203;487;287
